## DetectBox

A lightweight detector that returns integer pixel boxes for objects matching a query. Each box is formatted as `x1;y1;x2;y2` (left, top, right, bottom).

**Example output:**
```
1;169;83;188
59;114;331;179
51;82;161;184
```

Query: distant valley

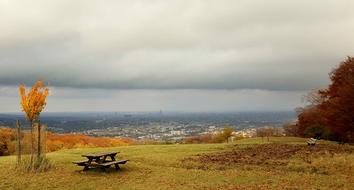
0;111;296;140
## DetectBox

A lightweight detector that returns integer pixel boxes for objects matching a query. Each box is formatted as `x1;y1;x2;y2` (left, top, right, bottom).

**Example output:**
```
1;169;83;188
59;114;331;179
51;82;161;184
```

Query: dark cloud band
0;0;353;91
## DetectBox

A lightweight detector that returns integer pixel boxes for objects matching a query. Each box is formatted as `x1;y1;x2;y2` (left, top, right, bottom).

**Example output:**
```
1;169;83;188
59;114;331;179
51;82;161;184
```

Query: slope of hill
0;137;353;190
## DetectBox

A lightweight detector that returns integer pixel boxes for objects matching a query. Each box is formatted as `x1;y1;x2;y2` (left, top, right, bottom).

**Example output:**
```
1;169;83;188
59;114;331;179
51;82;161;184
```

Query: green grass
0;137;353;190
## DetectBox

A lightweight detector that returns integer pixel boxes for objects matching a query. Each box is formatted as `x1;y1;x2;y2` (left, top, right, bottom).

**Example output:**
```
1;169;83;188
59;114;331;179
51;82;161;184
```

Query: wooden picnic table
73;151;129;171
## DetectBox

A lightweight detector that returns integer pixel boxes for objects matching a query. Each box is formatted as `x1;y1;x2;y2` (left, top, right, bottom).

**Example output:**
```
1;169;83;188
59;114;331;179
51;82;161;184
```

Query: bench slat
73;160;89;166
99;160;129;167
73;160;88;164
82;151;119;158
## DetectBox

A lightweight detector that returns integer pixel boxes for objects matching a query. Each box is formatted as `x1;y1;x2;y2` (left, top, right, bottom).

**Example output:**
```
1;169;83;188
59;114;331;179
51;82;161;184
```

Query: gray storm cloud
0;0;353;90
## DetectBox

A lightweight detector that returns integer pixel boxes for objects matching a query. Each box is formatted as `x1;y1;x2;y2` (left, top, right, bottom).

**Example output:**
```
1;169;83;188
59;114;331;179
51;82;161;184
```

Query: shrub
17;156;53;173
184;134;213;144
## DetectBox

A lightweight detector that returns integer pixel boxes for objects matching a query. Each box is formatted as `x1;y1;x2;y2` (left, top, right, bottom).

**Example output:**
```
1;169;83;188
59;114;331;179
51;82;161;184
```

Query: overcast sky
0;0;353;112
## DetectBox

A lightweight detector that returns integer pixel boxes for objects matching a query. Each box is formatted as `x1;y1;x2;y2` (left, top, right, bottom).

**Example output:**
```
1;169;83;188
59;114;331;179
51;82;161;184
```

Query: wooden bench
307;138;317;146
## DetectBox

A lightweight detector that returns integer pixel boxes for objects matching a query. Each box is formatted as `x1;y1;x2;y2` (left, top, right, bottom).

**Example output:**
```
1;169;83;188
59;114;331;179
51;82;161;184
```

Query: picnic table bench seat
100;159;129;167
72;160;89;166
307;138;317;146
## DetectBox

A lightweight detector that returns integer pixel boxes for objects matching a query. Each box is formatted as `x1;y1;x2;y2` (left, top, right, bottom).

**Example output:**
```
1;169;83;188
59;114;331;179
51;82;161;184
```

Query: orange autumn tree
19;80;49;160
297;57;354;142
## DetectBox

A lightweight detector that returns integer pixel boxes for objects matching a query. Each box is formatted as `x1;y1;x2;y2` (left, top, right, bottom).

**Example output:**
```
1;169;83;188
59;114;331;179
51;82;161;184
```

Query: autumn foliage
0;127;133;156
19;81;49;122
46;132;133;152
184;128;235;143
0;127;16;156
296;57;354;142
184;134;213;144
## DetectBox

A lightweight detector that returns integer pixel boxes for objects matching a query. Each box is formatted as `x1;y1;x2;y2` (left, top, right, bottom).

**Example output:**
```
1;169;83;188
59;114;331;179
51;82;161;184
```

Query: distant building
170;130;184;136
234;128;256;137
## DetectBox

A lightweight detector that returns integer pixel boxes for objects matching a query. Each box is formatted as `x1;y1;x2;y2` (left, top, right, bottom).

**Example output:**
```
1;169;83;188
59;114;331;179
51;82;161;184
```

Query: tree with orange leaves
19;80;49;161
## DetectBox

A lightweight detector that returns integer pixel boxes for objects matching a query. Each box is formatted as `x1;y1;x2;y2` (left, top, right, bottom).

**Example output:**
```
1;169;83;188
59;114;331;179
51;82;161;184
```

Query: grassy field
0;137;353;190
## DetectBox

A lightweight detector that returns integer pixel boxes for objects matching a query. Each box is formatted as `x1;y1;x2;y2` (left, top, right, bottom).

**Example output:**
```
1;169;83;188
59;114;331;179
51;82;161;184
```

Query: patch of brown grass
182;144;354;167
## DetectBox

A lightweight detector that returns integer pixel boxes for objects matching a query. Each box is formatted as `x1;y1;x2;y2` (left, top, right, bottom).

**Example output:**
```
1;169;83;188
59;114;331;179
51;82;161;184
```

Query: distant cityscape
0;111;296;141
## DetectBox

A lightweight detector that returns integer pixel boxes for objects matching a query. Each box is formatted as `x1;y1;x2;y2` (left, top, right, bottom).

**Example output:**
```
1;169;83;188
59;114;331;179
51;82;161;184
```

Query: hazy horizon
0;110;297;114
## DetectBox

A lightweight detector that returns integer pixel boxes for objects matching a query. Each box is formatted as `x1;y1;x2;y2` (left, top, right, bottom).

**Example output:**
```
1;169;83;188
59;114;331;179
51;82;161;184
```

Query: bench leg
100;167;106;172
114;164;120;171
83;158;93;171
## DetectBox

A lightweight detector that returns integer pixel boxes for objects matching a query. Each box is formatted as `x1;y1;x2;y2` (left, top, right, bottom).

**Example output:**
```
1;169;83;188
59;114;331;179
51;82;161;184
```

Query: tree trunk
30;120;33;164
16;120;21;165
42;125;46;155
37;119;41;158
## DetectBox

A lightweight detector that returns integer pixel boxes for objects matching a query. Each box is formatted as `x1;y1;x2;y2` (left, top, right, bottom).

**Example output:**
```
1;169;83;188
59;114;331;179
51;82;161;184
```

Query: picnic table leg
102;155;111;168
83;158;92;171
110;155;116;161
109;155;120;171
95;158;101;163
114;163;120;171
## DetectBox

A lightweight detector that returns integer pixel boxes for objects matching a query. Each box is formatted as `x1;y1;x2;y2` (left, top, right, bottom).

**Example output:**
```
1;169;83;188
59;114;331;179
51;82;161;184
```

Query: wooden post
37;119;41;158
30;120;33;164
43;125;46;155
16;120;21;165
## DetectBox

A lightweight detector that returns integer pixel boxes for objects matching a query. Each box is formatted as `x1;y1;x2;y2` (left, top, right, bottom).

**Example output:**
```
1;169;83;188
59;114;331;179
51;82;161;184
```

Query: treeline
184;127;286;144
256;127;284;140
0;127;133;156
285;57;354;142
184;127;234;143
